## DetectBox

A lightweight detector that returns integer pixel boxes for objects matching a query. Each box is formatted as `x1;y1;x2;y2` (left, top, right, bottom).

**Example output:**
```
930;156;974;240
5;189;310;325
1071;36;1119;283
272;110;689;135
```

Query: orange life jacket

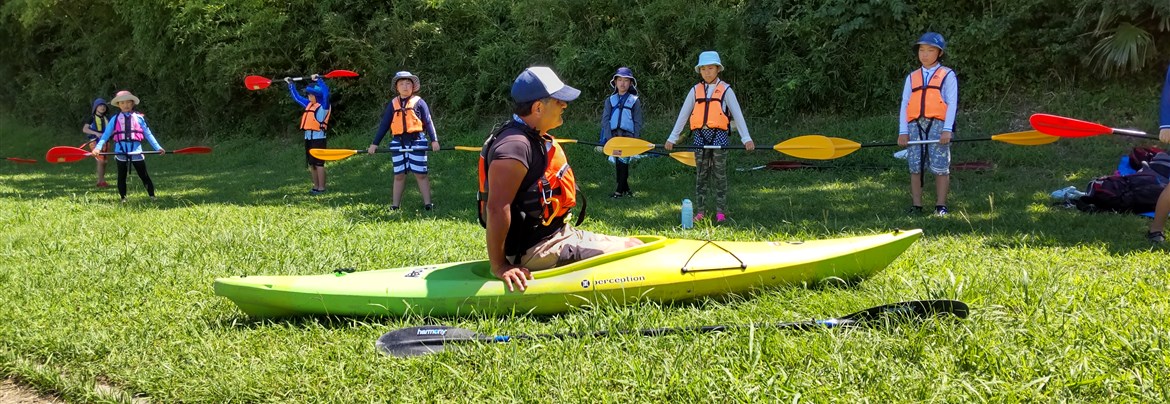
477;121;586;255
906;66;952;122
689;81;730;130
390;96;424;135
299;102;330;131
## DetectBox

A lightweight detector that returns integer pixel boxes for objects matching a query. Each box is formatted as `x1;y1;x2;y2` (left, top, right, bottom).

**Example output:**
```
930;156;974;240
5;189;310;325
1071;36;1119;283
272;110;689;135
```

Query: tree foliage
1;0;1168;138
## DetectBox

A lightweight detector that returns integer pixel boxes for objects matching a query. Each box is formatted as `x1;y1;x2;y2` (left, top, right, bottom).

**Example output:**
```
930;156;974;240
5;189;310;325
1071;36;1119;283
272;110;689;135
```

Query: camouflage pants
695;149;729;214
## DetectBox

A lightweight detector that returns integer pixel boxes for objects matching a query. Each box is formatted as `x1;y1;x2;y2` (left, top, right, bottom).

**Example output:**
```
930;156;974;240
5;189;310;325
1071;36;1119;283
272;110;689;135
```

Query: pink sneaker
694;213;705;221
96;181;109;188
716;212;727;222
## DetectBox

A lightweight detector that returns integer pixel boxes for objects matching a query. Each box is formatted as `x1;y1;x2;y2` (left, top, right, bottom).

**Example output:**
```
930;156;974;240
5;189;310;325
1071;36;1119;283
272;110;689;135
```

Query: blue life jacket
607;93;638;133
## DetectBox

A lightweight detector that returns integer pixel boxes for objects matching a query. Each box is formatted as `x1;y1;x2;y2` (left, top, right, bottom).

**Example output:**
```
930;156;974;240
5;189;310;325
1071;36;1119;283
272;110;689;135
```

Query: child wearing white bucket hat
93;90;165;203
367;71;441;211
665;51;755;223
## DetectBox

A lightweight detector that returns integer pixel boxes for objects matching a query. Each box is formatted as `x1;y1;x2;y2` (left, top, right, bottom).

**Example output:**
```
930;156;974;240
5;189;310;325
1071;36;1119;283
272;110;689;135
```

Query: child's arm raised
286;78;308;107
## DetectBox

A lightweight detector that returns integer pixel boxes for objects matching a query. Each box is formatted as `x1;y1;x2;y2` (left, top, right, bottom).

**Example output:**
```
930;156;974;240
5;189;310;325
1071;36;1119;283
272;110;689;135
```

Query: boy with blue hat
367;71;441;211
896;32;959;216
478;66;643;292
287;74;331;195
598;66;644;198
665;51;755;223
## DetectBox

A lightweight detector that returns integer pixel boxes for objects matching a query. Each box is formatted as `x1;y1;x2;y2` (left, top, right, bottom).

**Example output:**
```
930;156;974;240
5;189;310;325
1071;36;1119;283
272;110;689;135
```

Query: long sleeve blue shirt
94;111;163;161
899;64;959;135
370;97;439;146
288;78;331;140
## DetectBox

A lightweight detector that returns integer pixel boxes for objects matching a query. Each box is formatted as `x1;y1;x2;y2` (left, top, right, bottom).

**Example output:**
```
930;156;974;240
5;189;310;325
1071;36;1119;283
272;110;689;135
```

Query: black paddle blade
841;300;969;324
375;326;498;358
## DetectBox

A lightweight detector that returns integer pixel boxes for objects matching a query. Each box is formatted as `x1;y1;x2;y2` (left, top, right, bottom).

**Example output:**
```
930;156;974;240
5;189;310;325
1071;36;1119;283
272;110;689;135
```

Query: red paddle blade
244;75;272;90
323;69;359;79
45;146;93;163
1029;113;1110;138
174;146;212;154
6;157;37;164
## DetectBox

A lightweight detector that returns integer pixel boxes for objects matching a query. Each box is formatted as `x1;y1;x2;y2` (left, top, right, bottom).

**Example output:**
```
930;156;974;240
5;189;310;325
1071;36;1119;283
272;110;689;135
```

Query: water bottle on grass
681;199;693;229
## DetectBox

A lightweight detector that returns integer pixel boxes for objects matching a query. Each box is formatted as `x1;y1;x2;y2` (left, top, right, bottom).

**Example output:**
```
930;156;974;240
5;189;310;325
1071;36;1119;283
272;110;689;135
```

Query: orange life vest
299;102;330;131
689;81;730;130
390;96;424;135
477;121;586;255
906;66;952;122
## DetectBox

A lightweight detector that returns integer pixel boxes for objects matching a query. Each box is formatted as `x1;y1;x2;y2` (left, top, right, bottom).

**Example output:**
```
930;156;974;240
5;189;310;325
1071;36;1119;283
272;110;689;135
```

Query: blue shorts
389;135;429;175
907;119;951;175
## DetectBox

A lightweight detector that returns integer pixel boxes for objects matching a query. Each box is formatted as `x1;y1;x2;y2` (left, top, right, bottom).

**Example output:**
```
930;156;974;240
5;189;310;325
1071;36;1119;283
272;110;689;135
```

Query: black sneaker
611;191;632;198
935;205;948;216
389;205;400;211
905;206;924;215
1148;231;1165;243
423;203;434;211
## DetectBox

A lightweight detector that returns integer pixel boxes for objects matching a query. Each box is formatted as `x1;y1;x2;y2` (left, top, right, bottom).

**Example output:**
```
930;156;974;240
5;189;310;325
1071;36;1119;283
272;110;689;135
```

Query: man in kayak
479;67;644;291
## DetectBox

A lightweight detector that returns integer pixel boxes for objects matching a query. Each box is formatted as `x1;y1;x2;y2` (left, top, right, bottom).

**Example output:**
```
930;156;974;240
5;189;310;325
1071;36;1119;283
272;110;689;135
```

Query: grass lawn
1;86;1168;402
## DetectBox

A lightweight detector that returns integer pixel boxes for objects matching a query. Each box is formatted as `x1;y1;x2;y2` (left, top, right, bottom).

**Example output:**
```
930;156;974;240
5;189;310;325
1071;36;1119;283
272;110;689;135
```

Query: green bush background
2;0;1168;139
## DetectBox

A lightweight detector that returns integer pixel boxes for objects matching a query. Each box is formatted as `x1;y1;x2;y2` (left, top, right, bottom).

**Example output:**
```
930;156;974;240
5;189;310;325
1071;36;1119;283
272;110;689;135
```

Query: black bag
1074;172;1165;213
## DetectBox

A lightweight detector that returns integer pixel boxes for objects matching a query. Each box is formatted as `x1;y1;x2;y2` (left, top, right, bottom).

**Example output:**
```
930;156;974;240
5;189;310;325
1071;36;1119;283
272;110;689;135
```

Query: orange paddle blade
773;135;837;160
309;148;360;161
669;151;696;167
244;75;272;91
45;146;93;163
323;69;360;78
603;137;656;158
990;130;1059;146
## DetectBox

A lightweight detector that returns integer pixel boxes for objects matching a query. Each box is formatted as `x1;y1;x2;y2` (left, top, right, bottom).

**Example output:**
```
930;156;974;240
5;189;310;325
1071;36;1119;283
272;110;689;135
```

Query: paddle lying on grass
45;146;212;163
827;130;1056;159
604;135;837;160
243;69;360;91
376;299;969;358
5;157;37;164
738;160;995;172
1029;113;1159;140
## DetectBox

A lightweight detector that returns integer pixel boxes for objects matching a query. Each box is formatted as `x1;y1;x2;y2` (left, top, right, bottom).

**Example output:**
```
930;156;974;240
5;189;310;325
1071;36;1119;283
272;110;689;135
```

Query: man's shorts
512;225;644;271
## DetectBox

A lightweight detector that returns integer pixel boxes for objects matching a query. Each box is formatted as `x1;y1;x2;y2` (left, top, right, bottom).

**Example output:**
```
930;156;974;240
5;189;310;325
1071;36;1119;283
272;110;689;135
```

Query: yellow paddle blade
669;151;696;167
604;137;655;158
773;135;837;160
453;146;481;152
553;138;578;144
309;148;359;161
991;130;1059;146
828;137;862;158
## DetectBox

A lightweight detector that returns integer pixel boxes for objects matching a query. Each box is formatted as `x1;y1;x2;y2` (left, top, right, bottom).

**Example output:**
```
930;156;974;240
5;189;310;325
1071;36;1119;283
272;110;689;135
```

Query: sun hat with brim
393;71;421;92
511;66;580;103
110;90;140;105
915;32;946;52
694;51;724;73
609;67;638;95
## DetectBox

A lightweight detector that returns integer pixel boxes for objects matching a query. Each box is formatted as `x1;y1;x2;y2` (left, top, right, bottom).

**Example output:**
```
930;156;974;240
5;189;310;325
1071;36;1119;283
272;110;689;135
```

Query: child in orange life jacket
367;71;441;210
93;91;165;203
287;74;330;195
665;51;755;223
896;32;959;216
598;67;644;198
81;98;110;187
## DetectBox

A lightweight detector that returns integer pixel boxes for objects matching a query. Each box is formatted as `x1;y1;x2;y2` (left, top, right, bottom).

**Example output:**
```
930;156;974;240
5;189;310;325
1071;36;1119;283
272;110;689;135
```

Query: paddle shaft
1112;128;1158;139
499;319;849;342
